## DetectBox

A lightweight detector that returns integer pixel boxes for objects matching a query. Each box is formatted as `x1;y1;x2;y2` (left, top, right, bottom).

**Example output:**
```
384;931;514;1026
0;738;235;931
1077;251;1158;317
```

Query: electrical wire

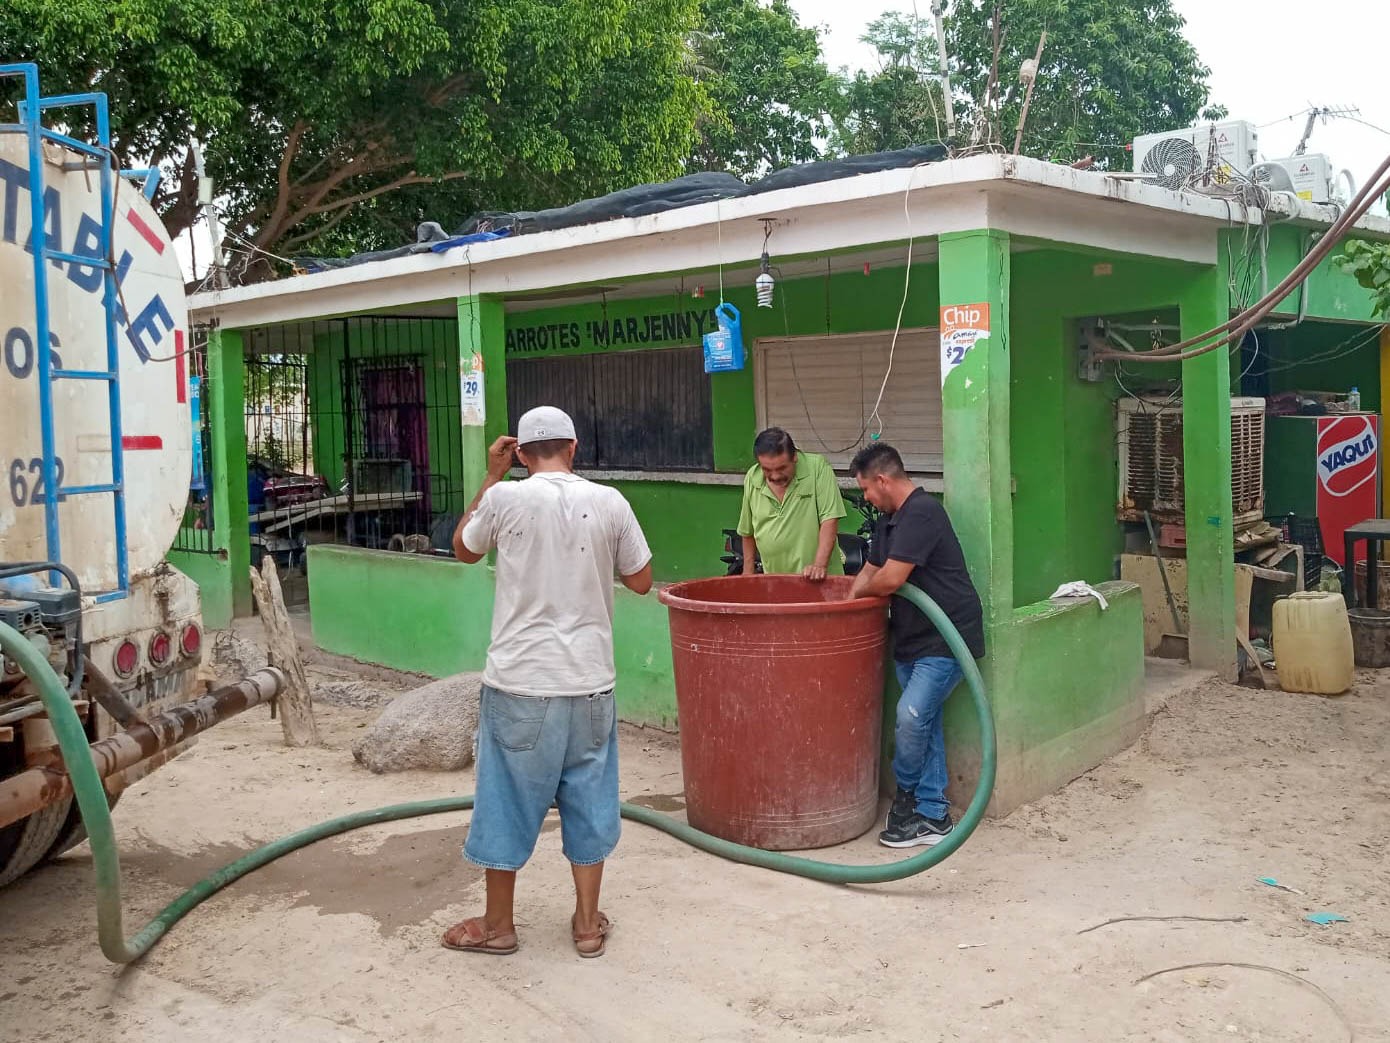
1237;328;1261;387
1259;322;1385;375
867;161;929;438
771;162;930;456
1096;148;1390;364
715;199;724;305
1344;114;1390;139
774;266;877;456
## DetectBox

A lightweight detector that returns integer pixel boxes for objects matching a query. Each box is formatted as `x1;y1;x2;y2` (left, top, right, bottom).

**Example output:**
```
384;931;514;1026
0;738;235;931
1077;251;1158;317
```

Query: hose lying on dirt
0;583;996;964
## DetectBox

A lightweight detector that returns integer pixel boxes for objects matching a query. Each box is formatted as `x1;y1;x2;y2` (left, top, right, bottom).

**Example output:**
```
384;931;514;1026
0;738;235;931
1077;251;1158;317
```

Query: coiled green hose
0;584;994;964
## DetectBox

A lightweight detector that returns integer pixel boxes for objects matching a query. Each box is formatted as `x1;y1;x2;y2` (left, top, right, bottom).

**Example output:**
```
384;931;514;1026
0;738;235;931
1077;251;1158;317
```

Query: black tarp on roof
298;143;947;272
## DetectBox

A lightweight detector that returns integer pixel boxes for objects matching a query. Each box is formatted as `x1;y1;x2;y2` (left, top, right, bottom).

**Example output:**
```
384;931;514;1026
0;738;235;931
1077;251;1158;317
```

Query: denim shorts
463;684;621;871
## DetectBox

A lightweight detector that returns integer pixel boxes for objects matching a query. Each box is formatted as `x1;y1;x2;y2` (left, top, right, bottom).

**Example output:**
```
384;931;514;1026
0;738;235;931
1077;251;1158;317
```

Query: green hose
0;583;995;964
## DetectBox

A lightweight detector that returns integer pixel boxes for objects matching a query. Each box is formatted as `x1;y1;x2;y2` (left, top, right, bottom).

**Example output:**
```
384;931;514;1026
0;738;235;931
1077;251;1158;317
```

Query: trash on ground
1257;876;1306;895
1304;912;1349;926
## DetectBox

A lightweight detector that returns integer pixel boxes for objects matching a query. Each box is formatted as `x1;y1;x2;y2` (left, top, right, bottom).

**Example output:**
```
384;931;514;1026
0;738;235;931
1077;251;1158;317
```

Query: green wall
308;545;678;726
168;550;233;629
299;267;941;582
1261;320;1380;409
166;328;249;628
953;584;1147;813
1260;227;1384;324
604;481;740;580
504;262;942;475
1008;248;1210;606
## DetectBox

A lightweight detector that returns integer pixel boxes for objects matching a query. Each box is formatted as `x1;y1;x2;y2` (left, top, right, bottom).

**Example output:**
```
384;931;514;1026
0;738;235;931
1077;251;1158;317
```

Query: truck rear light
113;639;139;678
180;622;202;658
149;631;172;665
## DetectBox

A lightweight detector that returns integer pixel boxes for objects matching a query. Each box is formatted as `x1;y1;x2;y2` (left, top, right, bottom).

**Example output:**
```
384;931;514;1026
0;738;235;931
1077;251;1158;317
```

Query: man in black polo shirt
848;442;985;847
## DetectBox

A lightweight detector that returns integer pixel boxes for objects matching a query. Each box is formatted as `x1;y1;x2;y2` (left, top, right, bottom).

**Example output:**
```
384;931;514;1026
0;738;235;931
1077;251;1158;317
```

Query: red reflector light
149;632;172;665
114;640;139;678
180;623;202;658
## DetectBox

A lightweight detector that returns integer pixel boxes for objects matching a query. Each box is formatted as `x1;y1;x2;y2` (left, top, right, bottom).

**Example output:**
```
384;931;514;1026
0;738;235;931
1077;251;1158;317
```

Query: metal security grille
172;330;215;554
247;355;311;475
236;317;462;592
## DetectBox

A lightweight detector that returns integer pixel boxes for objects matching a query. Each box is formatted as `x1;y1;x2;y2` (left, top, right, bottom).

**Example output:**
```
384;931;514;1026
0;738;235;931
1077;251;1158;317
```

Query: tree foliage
1338;240;1390;318
837;1;1220;169
834;15;951;155
686;0;838;177
0;0;703;278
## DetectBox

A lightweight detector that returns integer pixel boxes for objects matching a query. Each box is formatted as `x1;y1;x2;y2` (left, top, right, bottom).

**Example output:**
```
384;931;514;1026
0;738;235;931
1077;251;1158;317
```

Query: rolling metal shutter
506;346;713;470
754;329;943;472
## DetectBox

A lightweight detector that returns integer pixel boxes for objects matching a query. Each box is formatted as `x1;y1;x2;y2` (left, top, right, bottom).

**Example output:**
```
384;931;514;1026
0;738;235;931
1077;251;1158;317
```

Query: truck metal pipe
0;668;285;830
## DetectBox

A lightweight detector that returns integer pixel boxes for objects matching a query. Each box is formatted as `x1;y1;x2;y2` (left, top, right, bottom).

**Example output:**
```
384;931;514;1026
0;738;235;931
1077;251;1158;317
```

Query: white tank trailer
0;106;224;884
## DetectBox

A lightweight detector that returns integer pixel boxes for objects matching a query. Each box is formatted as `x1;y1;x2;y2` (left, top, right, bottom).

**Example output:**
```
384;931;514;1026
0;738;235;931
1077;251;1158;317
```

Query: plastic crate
1278;515;1323;590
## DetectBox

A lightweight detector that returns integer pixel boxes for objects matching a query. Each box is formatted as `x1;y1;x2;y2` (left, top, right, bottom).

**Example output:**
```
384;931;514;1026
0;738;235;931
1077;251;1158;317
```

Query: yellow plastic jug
1273;592;1354;695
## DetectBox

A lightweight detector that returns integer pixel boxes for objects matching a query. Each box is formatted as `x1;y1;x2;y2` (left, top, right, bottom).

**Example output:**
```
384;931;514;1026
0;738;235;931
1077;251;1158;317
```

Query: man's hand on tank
802;564;827;582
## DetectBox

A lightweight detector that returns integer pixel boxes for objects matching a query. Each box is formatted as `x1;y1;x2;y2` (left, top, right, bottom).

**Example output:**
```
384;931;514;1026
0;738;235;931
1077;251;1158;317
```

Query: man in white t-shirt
442;406;653;959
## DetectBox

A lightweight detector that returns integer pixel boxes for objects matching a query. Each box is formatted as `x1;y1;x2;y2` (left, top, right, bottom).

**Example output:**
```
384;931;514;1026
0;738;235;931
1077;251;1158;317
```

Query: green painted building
177;155;1389;814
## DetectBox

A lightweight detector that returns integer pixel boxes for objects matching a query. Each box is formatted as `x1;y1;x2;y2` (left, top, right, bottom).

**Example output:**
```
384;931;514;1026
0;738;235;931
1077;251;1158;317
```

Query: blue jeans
892;657;963;821
464;685;620;871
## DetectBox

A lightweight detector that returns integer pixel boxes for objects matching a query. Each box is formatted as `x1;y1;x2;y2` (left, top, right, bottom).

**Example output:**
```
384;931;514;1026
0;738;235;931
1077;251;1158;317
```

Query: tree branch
278;205;357;252
306;169;472;217
425;73;472;107
261;120;309;248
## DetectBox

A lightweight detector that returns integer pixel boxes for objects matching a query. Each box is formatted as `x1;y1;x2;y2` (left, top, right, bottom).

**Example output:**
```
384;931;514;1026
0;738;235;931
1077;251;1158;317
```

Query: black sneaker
878;812;953;848
886;787;916;830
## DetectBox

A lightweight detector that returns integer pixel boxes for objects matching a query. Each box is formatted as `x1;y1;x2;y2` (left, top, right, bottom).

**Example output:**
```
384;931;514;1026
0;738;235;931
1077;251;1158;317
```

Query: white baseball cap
516;405;577;446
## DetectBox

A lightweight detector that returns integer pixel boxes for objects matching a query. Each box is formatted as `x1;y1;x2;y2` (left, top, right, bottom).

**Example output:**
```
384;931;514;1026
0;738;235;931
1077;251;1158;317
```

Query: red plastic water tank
658;575;888;850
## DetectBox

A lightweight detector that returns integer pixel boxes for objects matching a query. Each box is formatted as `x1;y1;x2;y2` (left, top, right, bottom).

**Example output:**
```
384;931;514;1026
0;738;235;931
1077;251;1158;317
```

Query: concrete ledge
944;581;1147;816
307;545;679;727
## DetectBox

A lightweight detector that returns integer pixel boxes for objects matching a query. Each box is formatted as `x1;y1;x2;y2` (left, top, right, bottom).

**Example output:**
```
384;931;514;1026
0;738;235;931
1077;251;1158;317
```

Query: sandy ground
1;645;1387;1042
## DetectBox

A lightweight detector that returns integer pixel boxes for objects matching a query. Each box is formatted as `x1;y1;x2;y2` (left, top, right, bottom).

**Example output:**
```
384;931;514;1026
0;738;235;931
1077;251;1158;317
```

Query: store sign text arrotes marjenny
505;307;720;354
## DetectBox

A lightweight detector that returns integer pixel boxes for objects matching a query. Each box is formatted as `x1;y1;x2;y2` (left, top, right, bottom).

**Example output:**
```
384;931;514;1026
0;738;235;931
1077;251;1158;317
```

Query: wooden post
248;558;320;747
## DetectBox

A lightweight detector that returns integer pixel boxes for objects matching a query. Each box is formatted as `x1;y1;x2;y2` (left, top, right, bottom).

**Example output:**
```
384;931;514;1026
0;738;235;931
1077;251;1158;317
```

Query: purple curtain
360;364;430;514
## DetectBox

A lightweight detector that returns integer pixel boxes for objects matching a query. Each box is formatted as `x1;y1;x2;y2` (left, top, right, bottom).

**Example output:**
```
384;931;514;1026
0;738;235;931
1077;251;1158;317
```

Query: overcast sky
790;0;1390;209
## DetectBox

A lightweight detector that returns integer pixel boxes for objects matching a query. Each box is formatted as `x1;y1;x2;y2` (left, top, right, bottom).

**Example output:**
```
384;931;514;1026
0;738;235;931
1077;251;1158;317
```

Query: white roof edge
189;153;1390;323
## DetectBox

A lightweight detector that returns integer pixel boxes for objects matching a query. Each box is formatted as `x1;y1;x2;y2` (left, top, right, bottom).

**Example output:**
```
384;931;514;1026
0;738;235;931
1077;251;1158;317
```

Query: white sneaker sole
878;830;950;849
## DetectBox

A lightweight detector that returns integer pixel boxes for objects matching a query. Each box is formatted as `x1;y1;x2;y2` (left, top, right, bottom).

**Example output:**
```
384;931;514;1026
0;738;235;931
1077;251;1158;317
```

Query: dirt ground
1;643;1387;1042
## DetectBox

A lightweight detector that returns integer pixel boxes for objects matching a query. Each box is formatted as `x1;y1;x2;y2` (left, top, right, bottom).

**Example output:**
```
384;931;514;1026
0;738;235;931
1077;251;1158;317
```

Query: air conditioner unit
1132;121;1260;191
1117;397;1266;527
1250;153;1334;203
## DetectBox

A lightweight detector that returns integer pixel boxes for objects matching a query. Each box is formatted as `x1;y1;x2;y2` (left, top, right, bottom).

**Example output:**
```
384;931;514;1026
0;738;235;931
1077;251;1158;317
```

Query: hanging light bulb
755;250;775;308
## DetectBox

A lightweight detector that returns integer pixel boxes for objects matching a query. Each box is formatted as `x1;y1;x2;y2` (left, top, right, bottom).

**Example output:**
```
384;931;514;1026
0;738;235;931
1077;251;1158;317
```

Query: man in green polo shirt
736;428;846;580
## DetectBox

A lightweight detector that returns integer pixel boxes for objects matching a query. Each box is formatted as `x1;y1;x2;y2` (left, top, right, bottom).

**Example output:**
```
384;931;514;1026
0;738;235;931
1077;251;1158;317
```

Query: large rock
352;673;482;773
211;629;269;680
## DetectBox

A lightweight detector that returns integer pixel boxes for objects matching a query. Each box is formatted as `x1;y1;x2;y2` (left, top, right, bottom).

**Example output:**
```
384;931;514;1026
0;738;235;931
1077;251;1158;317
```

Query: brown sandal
571;912;611;959
441;917;518;955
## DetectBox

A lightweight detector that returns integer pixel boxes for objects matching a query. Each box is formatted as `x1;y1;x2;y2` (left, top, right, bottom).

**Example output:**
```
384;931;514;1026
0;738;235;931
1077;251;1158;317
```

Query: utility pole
190;140;229;290
929;1;957;139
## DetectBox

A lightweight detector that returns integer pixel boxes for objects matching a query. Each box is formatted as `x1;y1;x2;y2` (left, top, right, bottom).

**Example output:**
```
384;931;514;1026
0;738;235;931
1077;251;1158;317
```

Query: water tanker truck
0;64;276;886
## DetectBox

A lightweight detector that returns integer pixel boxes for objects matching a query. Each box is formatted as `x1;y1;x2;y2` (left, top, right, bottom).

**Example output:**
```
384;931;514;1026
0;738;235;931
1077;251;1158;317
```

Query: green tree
0;0;703;278
686;0;839;177
837;2;1220;168
946;0;1218;166
1338;240;1390;318
834;13;952;155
